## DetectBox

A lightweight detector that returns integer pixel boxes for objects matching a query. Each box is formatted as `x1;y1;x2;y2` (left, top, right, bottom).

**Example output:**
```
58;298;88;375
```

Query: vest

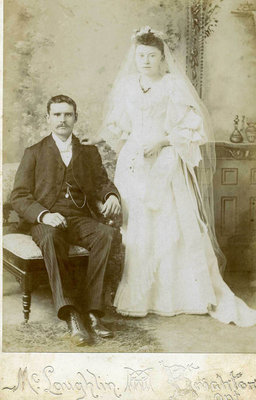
50;161;91;217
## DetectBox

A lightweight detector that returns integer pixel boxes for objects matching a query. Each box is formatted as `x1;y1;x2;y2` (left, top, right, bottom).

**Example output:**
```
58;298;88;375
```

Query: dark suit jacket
11;134;119;229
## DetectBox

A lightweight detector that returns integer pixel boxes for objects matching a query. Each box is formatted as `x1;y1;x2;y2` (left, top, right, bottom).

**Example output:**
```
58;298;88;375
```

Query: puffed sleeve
100;78;131;152
164;81;207;168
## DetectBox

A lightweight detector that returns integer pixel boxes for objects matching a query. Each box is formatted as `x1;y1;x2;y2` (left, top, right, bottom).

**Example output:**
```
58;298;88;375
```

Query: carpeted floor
2;315;162;353
3;270;256;353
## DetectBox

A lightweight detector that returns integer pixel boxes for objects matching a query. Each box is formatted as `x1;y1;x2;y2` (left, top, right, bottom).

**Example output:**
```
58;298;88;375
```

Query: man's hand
100;195;121;218
81;136;104;145
41;212;67;228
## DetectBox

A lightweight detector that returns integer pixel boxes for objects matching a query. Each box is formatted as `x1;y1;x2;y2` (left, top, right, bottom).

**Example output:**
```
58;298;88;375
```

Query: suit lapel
72;134;83;163
71;135;91;191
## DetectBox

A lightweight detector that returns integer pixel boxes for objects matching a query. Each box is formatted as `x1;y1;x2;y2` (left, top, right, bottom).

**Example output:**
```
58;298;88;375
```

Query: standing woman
96;27;256;326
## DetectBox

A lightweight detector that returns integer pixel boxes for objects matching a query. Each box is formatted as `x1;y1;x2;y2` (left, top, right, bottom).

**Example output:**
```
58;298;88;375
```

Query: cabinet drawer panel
250;168;256;185
221;196;237;236
221;168;238;185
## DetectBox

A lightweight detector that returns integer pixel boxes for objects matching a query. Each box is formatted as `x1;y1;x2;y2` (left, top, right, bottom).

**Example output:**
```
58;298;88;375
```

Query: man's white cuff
37;210;49;223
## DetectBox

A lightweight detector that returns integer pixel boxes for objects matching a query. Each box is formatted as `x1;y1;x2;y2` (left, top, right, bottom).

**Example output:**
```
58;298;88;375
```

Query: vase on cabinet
245;122;256;143
230;115;243;143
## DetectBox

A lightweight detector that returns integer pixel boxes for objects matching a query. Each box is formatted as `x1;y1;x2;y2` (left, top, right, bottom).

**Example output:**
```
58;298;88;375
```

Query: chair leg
22;273;32;323
22;291;31;323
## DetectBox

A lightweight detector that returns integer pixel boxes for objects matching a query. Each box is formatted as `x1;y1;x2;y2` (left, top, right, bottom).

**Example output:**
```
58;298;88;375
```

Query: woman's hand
143;138;170;157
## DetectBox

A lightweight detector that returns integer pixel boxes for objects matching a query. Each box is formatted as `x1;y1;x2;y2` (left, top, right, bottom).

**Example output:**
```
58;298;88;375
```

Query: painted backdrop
3;0;256;162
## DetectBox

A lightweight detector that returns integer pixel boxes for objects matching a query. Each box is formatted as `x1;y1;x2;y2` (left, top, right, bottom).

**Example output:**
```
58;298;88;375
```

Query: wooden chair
2;163;89;323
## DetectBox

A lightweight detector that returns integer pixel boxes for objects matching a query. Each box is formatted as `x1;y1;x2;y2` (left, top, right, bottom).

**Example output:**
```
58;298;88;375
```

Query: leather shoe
66;310;93;346
88;312;114;338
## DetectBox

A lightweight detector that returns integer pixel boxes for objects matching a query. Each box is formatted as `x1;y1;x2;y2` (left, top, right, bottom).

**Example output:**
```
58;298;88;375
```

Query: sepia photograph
2;0;256;359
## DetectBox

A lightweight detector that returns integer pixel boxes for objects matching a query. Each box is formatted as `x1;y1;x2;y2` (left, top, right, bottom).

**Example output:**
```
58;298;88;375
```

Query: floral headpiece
131;26;167;42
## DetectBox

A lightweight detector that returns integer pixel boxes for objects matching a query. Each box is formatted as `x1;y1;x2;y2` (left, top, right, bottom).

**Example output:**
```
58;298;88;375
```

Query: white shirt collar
52;132;72;150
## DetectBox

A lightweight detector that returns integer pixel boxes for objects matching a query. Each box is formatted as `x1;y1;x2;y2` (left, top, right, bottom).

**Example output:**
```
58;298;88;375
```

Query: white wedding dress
103;73;256;327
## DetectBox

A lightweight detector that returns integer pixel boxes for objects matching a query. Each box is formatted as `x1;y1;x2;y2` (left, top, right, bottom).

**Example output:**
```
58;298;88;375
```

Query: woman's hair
135;32;164;55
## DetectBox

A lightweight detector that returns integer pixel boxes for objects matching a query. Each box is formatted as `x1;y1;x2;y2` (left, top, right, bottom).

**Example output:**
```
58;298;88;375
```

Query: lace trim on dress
115;307;212;318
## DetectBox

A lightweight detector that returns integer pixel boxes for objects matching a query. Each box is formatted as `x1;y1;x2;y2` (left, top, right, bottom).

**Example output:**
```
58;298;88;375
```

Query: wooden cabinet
213;142;256;274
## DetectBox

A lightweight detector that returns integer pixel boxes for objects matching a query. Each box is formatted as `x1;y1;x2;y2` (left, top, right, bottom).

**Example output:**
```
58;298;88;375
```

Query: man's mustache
57;124;69;128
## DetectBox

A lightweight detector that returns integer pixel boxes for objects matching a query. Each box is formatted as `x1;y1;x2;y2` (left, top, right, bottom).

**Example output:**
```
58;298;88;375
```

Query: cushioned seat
3;234;89;260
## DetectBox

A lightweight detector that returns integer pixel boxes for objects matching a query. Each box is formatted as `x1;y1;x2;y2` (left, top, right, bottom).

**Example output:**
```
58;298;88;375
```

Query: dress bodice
103;73;206;168
119;74;172;145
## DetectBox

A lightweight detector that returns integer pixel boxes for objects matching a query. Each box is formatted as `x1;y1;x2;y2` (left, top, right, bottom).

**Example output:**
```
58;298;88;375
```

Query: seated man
11;95;121;346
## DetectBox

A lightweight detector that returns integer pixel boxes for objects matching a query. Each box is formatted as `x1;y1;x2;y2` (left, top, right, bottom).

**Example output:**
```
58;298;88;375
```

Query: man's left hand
101;195;121;218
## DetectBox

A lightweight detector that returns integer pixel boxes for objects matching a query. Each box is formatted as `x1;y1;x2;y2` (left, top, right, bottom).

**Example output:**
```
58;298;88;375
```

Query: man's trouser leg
31;224;76;319
31;217;114;318
67;216;114;317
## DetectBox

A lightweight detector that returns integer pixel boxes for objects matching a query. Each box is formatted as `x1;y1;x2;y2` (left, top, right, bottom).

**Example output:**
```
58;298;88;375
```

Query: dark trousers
31;216;114;320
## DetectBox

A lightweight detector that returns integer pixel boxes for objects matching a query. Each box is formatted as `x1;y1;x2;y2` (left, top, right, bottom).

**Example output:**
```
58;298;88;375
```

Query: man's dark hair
47;95;77;115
